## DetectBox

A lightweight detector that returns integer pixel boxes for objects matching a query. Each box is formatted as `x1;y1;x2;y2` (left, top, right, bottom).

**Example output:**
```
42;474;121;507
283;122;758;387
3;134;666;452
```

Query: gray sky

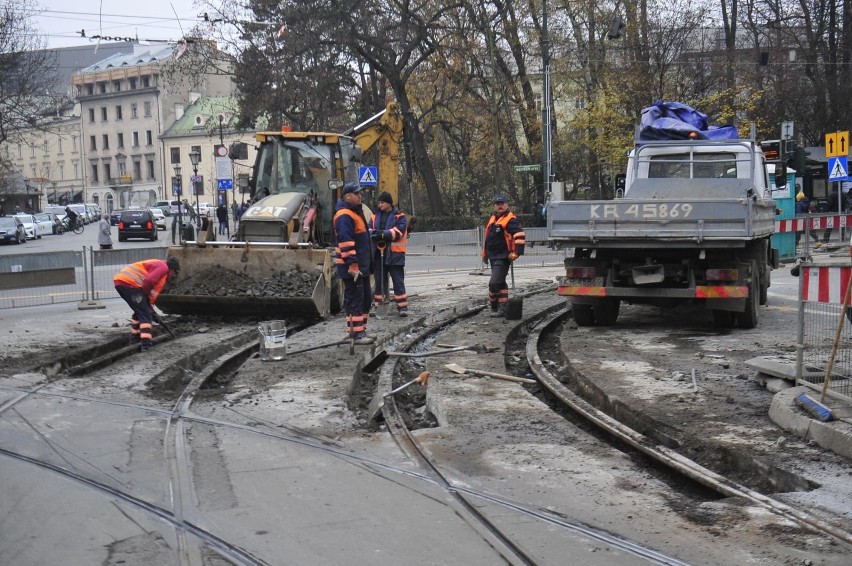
35;1;199;48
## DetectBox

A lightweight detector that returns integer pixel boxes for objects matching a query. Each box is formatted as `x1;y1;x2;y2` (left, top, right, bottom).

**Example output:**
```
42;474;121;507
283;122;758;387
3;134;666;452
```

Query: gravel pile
168;267;318;297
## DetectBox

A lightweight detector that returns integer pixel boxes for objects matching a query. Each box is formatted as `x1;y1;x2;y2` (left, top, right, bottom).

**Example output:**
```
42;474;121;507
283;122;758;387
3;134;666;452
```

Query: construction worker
113;257;180;352
333;182;374;344
369;191;409;316
482;194;525;317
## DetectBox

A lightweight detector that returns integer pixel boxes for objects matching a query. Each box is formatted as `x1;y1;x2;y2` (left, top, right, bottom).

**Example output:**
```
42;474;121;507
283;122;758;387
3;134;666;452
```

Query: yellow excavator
158;102;404;319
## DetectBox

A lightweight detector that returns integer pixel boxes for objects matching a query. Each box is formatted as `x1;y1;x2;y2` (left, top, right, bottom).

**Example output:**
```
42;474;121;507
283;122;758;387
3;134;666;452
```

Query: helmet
166;256;181;274
796;192;806;202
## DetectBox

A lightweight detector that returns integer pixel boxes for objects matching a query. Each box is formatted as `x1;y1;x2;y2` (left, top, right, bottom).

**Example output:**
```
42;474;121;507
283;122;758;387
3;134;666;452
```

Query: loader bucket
157;245;333;319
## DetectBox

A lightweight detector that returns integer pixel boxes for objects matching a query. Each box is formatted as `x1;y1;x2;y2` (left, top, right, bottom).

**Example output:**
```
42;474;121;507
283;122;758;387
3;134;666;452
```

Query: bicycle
61;216;85;235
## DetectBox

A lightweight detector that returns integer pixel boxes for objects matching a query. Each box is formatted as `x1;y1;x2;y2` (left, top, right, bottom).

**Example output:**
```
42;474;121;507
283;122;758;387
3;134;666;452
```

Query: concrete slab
769;387;852;459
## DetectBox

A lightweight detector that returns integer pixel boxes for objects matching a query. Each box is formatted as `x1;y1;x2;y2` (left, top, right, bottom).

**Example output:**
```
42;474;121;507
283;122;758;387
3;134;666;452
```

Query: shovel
375;242;392;319
444;363;536;384
367;371;430;421
362;344;488;373
505;262;523;320
152;310;177;339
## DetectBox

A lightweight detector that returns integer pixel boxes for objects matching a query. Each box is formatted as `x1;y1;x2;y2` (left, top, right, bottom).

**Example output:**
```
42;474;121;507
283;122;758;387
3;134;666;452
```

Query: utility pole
541;1;552;203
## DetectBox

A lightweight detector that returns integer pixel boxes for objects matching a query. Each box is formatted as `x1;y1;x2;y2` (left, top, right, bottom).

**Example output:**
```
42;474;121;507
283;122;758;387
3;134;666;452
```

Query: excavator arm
347;102;404;204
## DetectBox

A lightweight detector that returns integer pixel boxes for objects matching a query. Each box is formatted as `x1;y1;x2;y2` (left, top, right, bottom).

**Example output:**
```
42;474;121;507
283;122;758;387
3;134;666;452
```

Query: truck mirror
352;145;363;162
328;179;343;191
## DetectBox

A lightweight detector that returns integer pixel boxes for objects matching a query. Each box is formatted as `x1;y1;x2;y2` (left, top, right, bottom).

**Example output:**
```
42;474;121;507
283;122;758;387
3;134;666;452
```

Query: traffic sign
359;166;377;186
828;156;849;181
514;164;541;172
217;178;233;190
781;121;794;140
838;131;850;156
826;131;850;157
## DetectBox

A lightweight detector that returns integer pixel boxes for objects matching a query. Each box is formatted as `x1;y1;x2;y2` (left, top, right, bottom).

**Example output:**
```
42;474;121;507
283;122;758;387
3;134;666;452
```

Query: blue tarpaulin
639;101;739;141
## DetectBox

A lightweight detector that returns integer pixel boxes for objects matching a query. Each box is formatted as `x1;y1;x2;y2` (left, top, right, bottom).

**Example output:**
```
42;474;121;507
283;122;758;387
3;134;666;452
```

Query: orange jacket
113;259;170;304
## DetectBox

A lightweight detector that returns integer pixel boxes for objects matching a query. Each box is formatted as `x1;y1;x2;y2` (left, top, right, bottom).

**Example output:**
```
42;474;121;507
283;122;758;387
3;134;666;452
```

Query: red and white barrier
802;265;852;304
776;214;851;233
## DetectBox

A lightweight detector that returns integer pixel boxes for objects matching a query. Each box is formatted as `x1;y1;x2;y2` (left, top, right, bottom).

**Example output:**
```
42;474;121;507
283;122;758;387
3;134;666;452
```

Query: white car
31;213;57;236
149;208;167;231
13;213;51;239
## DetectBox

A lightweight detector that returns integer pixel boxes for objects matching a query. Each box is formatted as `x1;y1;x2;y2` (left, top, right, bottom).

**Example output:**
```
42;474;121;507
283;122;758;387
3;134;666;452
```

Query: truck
158;102;403;319
549;127;780;329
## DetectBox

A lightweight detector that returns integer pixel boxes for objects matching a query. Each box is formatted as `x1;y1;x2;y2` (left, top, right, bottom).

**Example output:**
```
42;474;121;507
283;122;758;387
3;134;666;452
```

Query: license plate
560;277;604;287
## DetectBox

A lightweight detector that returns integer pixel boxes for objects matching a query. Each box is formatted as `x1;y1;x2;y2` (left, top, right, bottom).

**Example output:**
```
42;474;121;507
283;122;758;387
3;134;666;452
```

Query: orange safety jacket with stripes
483;211;525;260
113;259;170;304
333;201;371;279
369;207;408;266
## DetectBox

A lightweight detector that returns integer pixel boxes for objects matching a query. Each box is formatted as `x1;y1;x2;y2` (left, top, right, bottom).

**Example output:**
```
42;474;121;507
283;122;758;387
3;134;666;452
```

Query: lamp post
173;163;183;241
188;150;201;228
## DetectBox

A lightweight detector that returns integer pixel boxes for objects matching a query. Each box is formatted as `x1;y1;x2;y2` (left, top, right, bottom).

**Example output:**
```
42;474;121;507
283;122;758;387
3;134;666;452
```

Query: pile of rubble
168;268;318;297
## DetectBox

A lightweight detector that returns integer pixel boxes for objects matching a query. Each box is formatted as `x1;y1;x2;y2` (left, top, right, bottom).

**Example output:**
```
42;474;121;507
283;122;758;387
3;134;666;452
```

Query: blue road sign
828;156;849;181
359;166;378;186
217;178;233;190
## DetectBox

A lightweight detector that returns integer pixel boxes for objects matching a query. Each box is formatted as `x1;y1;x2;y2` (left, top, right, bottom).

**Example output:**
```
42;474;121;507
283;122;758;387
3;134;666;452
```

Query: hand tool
444;362;536;384
367;371;430;421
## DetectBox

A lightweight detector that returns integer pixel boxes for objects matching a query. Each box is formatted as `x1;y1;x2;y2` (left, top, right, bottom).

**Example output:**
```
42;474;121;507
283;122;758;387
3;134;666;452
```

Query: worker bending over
113;257;180;352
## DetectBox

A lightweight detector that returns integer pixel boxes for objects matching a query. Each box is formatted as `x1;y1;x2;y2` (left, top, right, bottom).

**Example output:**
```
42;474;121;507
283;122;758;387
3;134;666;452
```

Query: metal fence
797;262;852;403
0;229;566;311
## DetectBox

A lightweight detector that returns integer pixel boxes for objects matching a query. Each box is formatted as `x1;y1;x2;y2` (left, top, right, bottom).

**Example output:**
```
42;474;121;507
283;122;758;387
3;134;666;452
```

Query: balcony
109;174;133;188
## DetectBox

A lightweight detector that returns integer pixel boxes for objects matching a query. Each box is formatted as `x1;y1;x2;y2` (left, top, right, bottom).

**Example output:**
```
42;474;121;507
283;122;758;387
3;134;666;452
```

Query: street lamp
173;163;183;241
188;149;201;228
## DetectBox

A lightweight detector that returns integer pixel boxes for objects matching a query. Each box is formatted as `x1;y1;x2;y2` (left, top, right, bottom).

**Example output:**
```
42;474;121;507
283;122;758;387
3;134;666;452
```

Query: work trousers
115;285;153;342
487;258;510;309
343;277;372;335
373;265;407;309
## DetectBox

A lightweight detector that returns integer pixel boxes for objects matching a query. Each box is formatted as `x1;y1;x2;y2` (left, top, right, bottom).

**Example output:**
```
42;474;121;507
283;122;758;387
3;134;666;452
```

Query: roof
160;97;243;139
78;44;176;73
39;43;140;95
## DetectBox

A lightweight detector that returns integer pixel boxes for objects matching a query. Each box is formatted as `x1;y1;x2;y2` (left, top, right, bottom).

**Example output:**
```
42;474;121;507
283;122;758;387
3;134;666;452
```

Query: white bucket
258;320;287;361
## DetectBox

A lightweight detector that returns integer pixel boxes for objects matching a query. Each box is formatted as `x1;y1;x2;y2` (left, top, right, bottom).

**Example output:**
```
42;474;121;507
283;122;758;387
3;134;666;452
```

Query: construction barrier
775;213;851;233
797;259;852;403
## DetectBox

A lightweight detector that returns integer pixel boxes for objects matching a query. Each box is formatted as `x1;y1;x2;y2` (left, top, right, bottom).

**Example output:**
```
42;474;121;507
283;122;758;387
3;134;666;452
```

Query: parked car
0;216;26;245
67;203;88;224
45;206;68;225
118;209;157;241
30;213;56;236
154;200;181;216
149;208;167;231
12;213;51;239
36;212;62;234
110;210;123;226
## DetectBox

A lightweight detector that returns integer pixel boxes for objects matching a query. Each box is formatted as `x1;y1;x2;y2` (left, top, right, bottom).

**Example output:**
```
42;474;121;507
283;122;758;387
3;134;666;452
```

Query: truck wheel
712;309;735;328
760;266;770;305
594;298;620;326
737;264;759;329
572;304;595;326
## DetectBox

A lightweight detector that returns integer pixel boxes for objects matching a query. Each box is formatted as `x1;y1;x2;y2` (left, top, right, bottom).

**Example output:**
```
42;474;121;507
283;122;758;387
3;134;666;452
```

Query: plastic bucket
258;320;287;361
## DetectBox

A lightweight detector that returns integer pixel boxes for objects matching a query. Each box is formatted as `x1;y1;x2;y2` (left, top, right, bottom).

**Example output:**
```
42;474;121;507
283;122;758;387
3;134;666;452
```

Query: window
144;102;151;117
133;161;142;180
145;130;153;145
132;131;140;147
58;138;63;153
117;133;124;148
43;140;48;155
88;108;95;122
30;146;36;157
191;145;202;161
86;84;94;96
72;136;78;152
129;77;137;90
98;82;106;94
130;103;138;118
113;80;121;92
648;153;738;179
115;105;123;120
104;163;112;181
142;76;150;88
102;134;109;150
147;160;155;179
59;163;64;179
90;136;97;151
73;162;78;178
170;147;181;164
101;107;108;121
17;144;22;158
91;163;99;182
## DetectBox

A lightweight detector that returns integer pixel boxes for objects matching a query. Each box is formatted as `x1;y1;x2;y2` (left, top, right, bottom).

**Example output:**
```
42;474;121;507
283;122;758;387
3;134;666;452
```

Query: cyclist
64;206;79;231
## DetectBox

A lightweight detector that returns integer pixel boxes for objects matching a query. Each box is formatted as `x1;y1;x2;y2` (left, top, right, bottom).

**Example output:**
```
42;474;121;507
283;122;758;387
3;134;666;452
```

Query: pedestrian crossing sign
359;166;378;186
828;156;849;181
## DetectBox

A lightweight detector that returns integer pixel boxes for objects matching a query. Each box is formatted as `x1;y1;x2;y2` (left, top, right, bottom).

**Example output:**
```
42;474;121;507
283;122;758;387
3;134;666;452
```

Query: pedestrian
369;191;409;316
113;257;180;352
534;199;546;227
794;190;820;248
482;194;526;317
15;204;22;214
216;203;228;235
98;213;113;249
183;199;197;225
231;201;238;223
333;182;374;344
823;186;847;245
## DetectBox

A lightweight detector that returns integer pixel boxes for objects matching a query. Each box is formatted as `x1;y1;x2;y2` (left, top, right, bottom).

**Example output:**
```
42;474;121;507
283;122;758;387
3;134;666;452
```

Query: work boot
398;307;408;317
489;304;506;318
129;334;141;346
353;332;375;345
140;340;153;352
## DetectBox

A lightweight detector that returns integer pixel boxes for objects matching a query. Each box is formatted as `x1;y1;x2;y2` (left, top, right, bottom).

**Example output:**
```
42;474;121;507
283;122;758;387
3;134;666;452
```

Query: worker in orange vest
113;257;180;351
482;194;525;317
